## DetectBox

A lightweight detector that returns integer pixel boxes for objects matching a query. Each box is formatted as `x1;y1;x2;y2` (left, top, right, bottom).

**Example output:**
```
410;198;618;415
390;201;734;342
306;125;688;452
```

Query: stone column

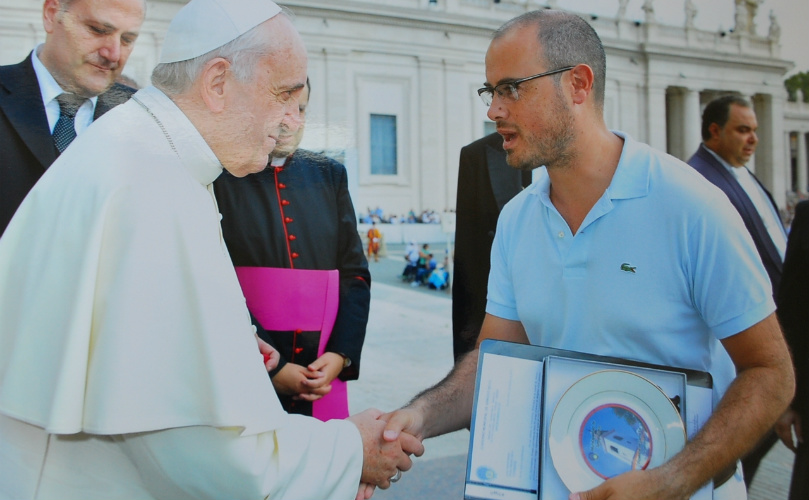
646;83;668;151
321;48;357;196
748;94;758;174
785;131;795;193
682;88;702;159
753;93;788;208
798;131;808;194
418;56;447;213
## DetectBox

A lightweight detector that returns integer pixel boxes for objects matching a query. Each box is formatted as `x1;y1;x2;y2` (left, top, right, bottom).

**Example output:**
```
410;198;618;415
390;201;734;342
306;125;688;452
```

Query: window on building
484;121;496;136
370;114;397;175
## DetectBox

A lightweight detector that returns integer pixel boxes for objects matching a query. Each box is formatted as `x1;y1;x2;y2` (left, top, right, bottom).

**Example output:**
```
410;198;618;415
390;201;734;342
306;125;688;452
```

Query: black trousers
742;430;778;486
789;440;809;500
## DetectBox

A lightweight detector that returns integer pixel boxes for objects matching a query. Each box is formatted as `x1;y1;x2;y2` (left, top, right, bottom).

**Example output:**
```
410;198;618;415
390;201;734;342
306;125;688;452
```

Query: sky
557;0;808;74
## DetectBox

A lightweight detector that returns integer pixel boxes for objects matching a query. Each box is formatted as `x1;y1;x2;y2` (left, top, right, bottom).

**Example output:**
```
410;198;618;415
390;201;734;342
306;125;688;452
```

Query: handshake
348;406;427;500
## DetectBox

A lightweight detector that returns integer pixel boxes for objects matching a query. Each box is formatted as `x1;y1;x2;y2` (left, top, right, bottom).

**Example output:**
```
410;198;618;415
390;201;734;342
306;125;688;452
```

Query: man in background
215;79;371;419
452;132;531;361
0;0;145;236
688;95;787;485
776;199;809;500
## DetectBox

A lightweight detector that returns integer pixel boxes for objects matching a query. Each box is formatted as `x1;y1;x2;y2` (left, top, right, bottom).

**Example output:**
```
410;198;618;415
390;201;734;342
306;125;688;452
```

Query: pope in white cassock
0;1;420;499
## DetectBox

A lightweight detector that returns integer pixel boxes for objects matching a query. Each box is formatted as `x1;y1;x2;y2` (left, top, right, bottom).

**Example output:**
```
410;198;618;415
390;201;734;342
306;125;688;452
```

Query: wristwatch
338;353;352;369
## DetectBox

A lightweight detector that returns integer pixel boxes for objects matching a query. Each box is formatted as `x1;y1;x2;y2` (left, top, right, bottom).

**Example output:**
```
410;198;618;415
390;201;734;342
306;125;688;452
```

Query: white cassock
0;86;363;500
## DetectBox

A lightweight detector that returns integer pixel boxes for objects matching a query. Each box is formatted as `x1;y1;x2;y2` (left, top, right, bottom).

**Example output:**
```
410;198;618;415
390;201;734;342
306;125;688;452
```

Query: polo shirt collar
530;131;650;203
605;131;650;201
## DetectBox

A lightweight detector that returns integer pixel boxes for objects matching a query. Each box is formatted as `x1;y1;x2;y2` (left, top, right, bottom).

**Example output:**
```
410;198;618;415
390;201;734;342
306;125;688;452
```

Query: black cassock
214;149;370;415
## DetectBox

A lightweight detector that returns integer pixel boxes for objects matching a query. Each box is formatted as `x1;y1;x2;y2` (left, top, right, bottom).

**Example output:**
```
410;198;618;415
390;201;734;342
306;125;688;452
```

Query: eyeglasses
477;66;575;106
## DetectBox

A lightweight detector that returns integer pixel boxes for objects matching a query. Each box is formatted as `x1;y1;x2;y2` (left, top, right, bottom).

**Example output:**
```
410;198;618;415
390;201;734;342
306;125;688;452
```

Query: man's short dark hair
701;95;751;141
493;10;606;111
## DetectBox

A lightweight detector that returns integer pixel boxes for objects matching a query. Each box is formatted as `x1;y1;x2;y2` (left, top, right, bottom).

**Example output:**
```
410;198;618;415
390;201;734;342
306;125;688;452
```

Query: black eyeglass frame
477;66;576;106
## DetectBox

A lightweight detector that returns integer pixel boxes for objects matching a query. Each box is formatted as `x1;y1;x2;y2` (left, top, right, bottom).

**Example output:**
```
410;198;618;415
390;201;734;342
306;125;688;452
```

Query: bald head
493;10;606;111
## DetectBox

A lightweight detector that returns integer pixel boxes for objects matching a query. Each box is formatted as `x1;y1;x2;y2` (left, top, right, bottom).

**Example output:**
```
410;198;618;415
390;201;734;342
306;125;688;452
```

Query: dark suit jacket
779;200;809;420
688;143;784;295
0;53;135;235
452;132;531;360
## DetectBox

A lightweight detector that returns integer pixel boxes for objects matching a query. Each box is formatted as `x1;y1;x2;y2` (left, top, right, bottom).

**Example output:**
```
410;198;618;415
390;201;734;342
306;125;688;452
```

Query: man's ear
708;122;721;140
199;57;231;113
569;64;594;105
43;0;62;34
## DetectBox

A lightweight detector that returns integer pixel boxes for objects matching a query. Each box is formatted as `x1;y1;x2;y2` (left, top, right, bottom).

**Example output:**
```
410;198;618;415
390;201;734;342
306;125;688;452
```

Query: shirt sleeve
688;193;775;339
485;207;520;322
116;416;363;500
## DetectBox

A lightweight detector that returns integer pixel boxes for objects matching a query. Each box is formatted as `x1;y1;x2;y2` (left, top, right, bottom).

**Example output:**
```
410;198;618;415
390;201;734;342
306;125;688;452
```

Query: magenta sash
234;267;348;421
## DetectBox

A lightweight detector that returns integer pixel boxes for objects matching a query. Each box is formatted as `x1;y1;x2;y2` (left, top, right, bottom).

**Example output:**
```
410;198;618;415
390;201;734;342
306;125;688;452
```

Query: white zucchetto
159;0;282;64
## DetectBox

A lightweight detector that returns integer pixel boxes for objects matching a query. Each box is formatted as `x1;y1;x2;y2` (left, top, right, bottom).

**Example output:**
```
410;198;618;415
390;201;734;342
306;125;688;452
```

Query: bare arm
381;314;528;442
573;313;795;500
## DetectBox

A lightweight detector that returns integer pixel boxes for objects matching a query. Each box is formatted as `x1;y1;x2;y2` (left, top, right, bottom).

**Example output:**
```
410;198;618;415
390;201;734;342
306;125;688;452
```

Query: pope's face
224;16;308;177
39;0;145;97
484;24;575;171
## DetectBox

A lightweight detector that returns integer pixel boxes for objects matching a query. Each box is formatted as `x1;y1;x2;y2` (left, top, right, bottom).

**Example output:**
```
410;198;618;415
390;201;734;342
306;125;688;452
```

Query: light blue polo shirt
486;132;774;402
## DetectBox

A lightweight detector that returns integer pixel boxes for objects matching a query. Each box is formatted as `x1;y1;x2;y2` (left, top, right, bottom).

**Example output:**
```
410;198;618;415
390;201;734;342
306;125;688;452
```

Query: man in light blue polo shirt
380;9;793;500
487;130;764;410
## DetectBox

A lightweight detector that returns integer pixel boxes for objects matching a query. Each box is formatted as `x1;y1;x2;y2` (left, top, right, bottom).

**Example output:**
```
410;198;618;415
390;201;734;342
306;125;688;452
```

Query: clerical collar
270;155;292;168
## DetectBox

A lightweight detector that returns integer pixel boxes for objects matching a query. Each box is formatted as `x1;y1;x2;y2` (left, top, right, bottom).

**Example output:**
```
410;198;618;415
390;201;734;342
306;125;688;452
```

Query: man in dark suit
688;94;787;485
0;0;145;236
452;132;531;361
776;200;809;500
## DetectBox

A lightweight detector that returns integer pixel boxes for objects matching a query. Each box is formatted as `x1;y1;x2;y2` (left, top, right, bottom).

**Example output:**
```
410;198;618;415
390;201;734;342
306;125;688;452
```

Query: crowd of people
399;242;450;290
359;207;446;225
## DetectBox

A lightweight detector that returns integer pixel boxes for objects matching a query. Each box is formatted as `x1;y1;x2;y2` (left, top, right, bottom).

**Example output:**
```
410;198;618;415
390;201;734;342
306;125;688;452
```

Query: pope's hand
255;334;279;371
348;409;424;490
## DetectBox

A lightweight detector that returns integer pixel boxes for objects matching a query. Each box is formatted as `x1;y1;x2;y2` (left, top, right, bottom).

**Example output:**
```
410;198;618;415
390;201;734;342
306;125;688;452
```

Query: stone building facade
2;0;807;218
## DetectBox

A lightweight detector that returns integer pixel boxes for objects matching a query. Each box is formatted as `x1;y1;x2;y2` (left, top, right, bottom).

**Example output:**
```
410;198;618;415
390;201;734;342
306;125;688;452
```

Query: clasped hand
349;409;424;500
271;352;346;401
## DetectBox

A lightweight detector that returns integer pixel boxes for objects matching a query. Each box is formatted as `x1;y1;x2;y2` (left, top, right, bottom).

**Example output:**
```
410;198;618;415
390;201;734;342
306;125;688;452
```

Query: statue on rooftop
768;9;781;42
617;0;629;20
641;0;655;23
685;0;697;28
735;0;764;34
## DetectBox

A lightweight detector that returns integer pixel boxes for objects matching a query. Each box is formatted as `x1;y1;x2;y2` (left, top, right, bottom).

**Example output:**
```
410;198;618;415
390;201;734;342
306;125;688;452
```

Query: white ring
390;469;402;483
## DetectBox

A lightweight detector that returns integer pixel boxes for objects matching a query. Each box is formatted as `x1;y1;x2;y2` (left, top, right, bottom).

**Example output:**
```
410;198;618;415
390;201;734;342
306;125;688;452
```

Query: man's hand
775;408;802;452
380;407;426;443
569;467;689;500
348;409;424;489
255;334;279;371
308;352;345;386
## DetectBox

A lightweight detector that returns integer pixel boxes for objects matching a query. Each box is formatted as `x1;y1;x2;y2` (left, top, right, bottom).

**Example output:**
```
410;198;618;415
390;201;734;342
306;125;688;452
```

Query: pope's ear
198;57;231;113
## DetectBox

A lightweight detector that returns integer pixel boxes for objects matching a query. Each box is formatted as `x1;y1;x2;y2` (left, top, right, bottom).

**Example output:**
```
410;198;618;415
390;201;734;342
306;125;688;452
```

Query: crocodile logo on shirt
620;263;636;273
